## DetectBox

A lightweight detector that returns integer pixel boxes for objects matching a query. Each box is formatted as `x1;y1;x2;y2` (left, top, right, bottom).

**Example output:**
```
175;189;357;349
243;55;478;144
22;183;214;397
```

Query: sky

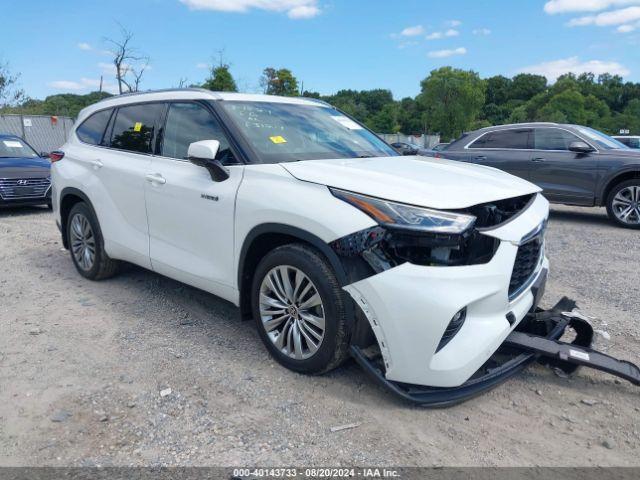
2;0;639;100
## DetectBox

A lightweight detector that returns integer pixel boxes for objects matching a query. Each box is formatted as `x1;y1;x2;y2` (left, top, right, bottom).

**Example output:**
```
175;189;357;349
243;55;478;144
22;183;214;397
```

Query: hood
281;156;541;209
0;157;51;178
598;148;640;160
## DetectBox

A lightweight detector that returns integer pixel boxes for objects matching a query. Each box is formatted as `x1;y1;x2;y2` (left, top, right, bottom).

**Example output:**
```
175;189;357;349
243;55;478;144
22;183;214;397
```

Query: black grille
465;194;535;229
509;236;543;298
0;177;51;199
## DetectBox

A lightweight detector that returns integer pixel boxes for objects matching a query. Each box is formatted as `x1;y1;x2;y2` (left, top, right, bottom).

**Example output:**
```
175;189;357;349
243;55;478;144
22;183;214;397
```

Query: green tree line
2;62;639;140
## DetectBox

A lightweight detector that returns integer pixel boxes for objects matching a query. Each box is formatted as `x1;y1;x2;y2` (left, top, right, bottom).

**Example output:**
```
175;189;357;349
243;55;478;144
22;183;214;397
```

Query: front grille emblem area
16;179;28;186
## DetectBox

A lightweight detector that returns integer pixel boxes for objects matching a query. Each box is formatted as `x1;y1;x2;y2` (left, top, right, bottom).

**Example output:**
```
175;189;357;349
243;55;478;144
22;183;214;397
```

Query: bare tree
104;24;150;94
0;61;26;108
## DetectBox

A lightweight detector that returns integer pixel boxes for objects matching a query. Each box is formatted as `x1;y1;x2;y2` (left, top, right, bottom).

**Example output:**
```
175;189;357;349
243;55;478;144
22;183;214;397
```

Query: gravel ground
0;204;638;467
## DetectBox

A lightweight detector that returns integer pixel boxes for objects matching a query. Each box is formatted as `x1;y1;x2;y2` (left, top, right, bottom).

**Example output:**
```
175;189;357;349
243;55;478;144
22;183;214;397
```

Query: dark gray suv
441;123;640;228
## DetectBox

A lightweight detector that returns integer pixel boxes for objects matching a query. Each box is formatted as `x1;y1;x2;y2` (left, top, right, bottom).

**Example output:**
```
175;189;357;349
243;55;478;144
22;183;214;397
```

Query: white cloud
98;62;116;74
473;28;492;35
544;0;640;14
444;28;459;37
179;0;321;19
428;47;467;58
48;78;118;94
77;42;92;51
425;31;443;40
446;19;462;27
567;5;640;26
196;62;210;69
519;56;630;81
617;22;637;31
399;25;425;36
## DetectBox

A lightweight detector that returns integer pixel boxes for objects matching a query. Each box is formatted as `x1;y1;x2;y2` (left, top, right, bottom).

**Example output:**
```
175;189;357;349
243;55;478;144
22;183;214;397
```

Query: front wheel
606;180;640;229
251;243;350;374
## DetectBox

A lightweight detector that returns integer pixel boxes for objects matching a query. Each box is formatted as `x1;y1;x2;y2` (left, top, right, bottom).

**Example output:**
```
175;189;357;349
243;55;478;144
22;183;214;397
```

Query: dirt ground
0;204;638;467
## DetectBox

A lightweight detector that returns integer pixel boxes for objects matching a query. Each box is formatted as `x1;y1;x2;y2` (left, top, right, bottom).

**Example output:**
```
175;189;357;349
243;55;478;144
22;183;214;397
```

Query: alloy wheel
70;213;96;271
612;186;640;225
259;265;326;360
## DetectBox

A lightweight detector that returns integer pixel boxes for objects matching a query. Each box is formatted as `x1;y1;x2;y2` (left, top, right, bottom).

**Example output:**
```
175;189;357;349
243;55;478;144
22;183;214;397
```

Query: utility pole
99;75;103;93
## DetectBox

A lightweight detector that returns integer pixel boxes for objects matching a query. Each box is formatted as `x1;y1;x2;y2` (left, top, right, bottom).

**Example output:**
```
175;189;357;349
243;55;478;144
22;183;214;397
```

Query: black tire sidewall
251;244;347;374
67;202;107;279
606;179;640;229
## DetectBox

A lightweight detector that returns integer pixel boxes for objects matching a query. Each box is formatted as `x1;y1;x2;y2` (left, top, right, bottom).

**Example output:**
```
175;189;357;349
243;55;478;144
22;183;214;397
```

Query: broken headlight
330;188;476;234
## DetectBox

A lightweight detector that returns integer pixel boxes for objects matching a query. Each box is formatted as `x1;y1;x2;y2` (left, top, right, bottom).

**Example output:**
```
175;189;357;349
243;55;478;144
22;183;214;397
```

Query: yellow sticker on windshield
134;122;143;132
269;135;287;144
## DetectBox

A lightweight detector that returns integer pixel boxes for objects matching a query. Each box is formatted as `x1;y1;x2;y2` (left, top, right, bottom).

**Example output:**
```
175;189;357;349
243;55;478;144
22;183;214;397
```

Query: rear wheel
251;243;350;374
67;202;119;279
606;179;640;229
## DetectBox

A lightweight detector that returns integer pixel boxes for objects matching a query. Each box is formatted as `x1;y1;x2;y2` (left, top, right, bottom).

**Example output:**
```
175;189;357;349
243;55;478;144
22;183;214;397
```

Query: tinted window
161;103;235;163
470;129;531;149
616;137;639;148
109;103;163;154
76;109;113;145
534;128;580;150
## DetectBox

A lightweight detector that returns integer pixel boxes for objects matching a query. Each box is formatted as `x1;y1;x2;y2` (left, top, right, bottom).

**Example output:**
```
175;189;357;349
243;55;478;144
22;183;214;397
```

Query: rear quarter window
469;129;531;149
76;109;113;145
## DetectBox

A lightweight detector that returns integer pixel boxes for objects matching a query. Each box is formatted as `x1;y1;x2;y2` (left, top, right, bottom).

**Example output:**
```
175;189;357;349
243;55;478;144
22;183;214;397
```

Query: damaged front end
351;297;640;407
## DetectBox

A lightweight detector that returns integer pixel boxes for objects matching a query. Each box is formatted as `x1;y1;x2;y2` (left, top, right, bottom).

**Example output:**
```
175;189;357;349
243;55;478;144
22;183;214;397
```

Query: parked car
52;89;549;400
0;134;53;208
390;141;422;155
431;142;449;152
612;135;640;149
440;123;640;228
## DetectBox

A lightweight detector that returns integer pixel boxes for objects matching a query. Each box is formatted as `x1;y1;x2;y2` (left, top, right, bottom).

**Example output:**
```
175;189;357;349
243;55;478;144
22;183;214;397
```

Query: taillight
49;151;65;162
434;153;441;159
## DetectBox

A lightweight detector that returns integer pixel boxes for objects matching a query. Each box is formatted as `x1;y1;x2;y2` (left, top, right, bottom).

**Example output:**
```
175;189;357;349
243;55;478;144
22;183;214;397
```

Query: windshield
0;138;39;159
219;101;398;163
574;126;628;150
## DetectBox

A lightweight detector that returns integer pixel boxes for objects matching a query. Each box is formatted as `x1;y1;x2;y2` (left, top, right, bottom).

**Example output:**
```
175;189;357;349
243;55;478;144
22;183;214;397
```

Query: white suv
52;89;549;399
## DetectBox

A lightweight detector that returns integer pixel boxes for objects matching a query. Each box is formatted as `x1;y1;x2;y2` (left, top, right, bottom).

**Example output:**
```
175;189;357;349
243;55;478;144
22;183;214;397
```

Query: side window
534;128;581;151
76;109;113;145
468;132;493;148
477;129;531;149
109;103;164;154
161;102;235;163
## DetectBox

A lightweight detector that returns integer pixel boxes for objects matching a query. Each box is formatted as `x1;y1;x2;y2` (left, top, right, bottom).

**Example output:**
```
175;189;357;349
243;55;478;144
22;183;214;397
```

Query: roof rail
94;87;216;104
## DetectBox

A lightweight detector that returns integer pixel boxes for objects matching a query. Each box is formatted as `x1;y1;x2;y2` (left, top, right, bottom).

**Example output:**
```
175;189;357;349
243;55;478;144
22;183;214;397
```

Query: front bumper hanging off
351;297;640;407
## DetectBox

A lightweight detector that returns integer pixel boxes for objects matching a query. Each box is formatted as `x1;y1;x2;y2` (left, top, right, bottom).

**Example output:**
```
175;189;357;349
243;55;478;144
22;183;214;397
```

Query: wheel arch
237;224;350;320
59;187;97;249
599;169;640;206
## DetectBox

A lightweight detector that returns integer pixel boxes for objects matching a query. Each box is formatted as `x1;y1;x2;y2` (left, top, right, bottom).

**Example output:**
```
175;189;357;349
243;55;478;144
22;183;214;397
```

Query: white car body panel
53;89;552;390
282;156;541;209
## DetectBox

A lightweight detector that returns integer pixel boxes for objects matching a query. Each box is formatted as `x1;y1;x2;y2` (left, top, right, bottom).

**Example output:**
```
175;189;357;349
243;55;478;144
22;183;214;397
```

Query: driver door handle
473;155;487;161
532;157;546;162
145;173;166;185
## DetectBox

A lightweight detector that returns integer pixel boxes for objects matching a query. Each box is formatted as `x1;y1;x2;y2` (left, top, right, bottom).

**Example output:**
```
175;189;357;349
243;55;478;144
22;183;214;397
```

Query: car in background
431;142;449;152
390;141;423;156
0;134;53;208
440;123;640;228
612;135;640;149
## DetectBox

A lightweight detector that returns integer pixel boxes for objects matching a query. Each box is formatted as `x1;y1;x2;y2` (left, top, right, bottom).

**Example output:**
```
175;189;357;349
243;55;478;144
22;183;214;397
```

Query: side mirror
187;140;229;182
568;141;594;153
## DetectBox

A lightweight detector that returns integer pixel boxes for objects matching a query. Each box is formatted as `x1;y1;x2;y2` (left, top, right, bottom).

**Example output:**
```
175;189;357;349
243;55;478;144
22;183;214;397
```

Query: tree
202;64;238;92
0;61;26;108
260;68;299;96
105;24;150;94
417;67;486;140
509;73;547;101
485;75;512;105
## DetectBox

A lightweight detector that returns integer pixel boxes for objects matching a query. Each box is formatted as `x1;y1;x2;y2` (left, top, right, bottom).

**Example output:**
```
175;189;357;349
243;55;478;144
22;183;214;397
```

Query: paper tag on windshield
269;135;287;144
3;140;23;148
331;116;363;130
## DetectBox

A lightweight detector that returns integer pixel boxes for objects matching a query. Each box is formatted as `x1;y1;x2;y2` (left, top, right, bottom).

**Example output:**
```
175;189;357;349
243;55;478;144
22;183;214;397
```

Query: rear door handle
532;157;545;162
145;173;166;185
473;155;487;161
89;159;103;169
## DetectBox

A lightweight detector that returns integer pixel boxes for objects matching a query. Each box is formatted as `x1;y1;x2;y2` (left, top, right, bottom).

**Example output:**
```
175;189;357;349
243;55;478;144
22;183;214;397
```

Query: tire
251;243;350;374
606;179;640;229
67;202;119;280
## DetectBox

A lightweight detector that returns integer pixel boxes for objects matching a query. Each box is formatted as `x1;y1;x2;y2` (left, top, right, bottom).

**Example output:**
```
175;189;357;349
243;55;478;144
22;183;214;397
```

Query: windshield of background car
575;126;628;150
219;101;399;163
0;138;39;159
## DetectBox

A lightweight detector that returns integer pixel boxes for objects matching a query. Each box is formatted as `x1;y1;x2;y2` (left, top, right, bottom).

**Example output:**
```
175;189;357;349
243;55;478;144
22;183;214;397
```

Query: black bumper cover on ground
351;297;640;407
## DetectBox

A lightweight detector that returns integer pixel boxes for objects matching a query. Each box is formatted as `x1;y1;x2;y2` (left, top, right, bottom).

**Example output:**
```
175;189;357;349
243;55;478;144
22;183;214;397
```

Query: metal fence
378;133;441;149
0;114;75;154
